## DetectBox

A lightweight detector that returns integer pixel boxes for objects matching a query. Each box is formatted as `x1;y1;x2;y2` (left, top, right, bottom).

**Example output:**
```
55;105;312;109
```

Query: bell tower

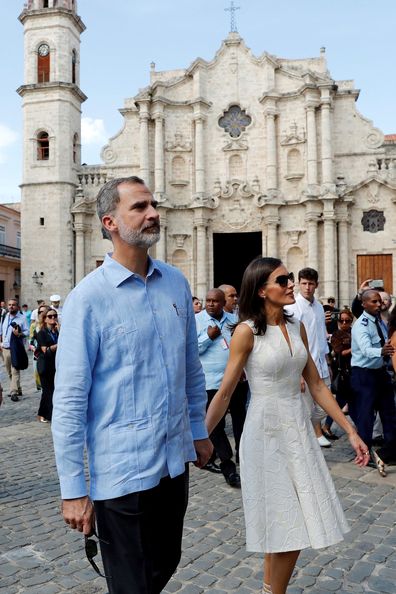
17;0;86;303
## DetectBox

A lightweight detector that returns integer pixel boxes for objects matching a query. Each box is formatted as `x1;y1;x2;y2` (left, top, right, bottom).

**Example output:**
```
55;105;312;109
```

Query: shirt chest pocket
101;322;138;360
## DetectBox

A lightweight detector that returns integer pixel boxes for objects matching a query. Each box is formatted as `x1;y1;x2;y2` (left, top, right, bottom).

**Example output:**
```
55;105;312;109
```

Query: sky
1;0;395;203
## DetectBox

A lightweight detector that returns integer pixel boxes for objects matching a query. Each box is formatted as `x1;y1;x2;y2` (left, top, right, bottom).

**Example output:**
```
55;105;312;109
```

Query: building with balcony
0;203;21;302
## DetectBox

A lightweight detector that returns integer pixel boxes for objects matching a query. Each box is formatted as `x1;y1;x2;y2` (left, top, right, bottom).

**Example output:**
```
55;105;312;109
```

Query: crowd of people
0;294;61;422
1;175;395;594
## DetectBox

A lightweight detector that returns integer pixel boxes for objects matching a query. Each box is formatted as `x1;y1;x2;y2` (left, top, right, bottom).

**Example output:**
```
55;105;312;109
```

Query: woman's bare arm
206;323;253;435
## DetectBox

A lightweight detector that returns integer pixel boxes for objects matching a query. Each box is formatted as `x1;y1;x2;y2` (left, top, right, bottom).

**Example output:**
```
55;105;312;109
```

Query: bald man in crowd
217;283;248;463
195;288;241;487
350;289;396;476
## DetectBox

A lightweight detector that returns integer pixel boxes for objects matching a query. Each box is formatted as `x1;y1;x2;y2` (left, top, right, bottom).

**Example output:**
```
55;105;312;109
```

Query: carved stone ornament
213;179;256;201
218;105;252;138
280;122;306;146
165;132;192;152
101;145;117;164
286;229;305;245
222;137;248;152
366;185;380;204
361;210;385;233
366;128;384;149
171;234;189;248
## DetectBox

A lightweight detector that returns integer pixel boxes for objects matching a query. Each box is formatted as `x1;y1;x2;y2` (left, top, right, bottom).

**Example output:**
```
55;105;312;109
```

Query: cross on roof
225;1;240;33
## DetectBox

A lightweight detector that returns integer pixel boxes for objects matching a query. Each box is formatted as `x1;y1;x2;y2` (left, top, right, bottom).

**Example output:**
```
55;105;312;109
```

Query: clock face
38;44;50;57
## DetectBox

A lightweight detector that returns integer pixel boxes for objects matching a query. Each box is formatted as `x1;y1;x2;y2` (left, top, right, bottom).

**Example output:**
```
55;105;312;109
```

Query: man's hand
207;325;221;340
61;496;95;535
193;438;213;468
382;341;395;357
358;279;372;295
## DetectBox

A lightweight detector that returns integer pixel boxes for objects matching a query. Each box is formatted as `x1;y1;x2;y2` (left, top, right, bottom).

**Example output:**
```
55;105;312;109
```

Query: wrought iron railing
0;244;21;258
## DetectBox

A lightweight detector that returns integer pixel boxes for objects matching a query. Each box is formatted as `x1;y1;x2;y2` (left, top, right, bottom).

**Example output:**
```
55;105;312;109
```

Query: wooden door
357;254;393;293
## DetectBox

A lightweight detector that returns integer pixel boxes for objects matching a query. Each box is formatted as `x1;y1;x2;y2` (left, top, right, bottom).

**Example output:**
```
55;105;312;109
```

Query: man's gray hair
96;176;145;240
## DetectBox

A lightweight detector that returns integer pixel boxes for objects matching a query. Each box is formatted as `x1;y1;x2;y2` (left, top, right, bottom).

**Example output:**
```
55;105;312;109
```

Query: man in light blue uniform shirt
350;289;396;475
52;176;212;594
0;298;29;401
195;288;241;487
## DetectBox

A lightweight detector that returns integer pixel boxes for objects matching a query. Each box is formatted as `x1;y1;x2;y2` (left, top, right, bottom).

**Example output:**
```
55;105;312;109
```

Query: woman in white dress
206;257;369;594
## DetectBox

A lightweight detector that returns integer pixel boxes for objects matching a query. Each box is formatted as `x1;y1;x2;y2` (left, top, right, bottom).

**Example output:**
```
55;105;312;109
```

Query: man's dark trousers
94;466;189;594
351;366;396;462
206;389;237;478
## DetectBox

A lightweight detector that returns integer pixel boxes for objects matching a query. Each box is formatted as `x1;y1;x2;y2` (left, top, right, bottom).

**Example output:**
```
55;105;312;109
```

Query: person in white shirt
286;268;333;448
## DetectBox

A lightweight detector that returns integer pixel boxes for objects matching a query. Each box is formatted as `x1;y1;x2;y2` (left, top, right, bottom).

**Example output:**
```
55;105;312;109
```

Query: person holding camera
0;298;29;401
36;307;59;422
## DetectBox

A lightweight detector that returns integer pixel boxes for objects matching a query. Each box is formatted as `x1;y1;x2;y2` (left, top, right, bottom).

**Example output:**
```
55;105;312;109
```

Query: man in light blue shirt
52;176;212;594
0;298;29;401
196;288;241;487
350;290;396;475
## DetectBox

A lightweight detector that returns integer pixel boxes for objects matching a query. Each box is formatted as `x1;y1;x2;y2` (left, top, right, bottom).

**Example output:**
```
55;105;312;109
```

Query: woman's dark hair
237;256;293;335
388;306;396;339
338;308;353;323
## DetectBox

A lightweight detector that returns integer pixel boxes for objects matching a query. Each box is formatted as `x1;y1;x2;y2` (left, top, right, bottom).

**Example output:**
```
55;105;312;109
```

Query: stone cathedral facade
19;0;396;305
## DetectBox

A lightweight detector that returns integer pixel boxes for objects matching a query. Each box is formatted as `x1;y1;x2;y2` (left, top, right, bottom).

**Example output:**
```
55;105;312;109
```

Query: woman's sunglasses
47;314;58;319
268;272;295;288
339;318;352;324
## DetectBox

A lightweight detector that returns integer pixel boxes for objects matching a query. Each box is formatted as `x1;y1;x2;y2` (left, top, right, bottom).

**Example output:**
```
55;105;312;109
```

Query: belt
2;347;10;350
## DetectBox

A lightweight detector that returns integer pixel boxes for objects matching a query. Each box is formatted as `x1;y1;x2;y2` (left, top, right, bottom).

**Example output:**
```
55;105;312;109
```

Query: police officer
350;290;396;476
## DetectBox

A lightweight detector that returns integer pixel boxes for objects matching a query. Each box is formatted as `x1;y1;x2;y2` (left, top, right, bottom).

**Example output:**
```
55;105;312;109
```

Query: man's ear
102;214;117;235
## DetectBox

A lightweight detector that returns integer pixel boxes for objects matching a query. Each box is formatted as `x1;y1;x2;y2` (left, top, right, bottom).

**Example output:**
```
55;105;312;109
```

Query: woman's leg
270;549;300;594
263;553;271;591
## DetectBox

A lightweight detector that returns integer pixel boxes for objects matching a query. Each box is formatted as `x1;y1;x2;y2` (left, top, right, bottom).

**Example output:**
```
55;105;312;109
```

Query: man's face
0;301;5;308
108;183;160;248
298;278;318;302
379;291;391;312
363;292;382;317
51;301;60;308
205;290;225;319
223;286;238;312
8;300;18;314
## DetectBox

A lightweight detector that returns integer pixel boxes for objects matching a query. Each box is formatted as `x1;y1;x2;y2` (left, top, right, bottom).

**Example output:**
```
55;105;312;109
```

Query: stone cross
225;1;240;33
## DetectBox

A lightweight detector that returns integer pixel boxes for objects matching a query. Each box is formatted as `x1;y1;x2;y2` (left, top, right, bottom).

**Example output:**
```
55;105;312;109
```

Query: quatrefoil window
218;105;252;138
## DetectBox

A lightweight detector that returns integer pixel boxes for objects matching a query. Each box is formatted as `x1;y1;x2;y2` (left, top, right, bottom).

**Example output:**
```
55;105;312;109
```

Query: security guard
350;290;396;475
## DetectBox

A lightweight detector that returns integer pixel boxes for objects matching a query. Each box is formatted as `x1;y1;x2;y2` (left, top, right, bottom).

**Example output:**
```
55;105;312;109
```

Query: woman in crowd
206;257;368;594
29;304;50;390
322;308;353;440
192;296;203;314
36;308;59;423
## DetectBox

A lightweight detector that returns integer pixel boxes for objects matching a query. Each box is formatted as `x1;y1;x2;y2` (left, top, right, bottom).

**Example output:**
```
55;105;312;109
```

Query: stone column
153;107;165;200
305;103;318;187
156;208;167;261
320;89;333;186
323;202;336;298
304;203;320;272
138;101;150;184
74;223;85;283
264;213;280;257
265;109;278;191
195;214;208;300
338;215;350;306
194;115;206;196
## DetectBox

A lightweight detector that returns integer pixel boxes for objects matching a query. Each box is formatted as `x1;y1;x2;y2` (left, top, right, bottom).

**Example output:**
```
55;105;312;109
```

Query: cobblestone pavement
2;362;396;593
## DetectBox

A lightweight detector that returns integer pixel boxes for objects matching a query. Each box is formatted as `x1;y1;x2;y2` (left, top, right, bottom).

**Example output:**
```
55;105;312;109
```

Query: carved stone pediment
281;122;306;146
165;132;192;152
222;137;248;151
212;178;256;200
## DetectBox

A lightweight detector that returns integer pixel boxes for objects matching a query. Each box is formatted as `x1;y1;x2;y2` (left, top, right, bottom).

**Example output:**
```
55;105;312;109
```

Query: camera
369;279;384;289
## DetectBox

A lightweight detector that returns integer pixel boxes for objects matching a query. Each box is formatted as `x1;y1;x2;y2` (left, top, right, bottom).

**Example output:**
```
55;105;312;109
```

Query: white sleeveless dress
240;320;350;553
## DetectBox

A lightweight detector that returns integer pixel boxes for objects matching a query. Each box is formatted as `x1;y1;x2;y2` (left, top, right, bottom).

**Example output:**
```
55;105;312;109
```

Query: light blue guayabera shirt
51;254;208;501
0;311;29;347
195;309;237;390
351;312;385;369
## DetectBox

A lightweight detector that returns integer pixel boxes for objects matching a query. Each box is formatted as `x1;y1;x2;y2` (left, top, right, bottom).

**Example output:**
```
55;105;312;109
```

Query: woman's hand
348;431;370;467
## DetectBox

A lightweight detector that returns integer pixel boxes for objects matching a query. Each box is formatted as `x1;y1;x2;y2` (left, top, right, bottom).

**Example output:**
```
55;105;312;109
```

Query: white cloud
81;117;107;145
0;123;18;163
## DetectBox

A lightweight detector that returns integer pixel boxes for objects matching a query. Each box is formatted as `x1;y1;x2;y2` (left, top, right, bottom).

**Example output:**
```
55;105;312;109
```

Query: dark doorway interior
213;232;262;292
0;280;4;302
